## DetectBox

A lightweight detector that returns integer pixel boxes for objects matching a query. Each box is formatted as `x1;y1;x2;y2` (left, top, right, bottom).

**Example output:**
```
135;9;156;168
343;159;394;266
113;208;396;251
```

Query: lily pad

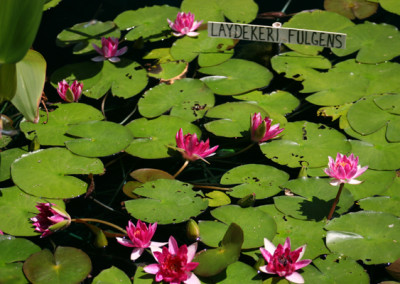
114;5;179;41
0;148;27;181
378;0;400;15
220;164;289;199
124;179;208;224
358;196;400;217
92;266;131;284
20;103;104;146
138;79;215;121
325;211;400;264
147;61;188;81
23;247;92;284
125;115;201;159
65;121;133;157
56;21;120;54
199;59;273;95
11;148;104;199
324;0;378;19
170;30;234;67
205;191;231;207
260;121;351;168
200;261;261;283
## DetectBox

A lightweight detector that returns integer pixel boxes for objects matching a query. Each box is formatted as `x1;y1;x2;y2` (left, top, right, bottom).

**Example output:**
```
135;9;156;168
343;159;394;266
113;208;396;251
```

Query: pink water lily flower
251;113;284;143
92;37;128;63
167;12;203;37
176;128;218;162
324;153;368;186
57;80;83;102
31;203;71;238
144;236;200;284
259;237;311;284
116;220;166;261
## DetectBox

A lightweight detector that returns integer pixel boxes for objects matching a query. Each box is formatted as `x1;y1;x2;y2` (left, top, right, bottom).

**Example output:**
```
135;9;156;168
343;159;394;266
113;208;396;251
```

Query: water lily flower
324;153;368;186
251;113;284;143
259;237;311;284
116;220;166;261
176;128;218;162
30;203;71;238
167;12;203;37
144;236;200;284
92;37;128;63
57;80;83;102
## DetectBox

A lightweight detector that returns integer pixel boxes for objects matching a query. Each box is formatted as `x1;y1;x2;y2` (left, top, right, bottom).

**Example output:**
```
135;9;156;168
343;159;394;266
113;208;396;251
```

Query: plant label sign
208;21;346;49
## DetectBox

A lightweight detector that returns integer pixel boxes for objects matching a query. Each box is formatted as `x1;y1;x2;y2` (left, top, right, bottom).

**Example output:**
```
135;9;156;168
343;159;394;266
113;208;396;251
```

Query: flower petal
131;247;145;261
184;272;201;284
263;238;276;254
143;263;160;275
285;272;305;284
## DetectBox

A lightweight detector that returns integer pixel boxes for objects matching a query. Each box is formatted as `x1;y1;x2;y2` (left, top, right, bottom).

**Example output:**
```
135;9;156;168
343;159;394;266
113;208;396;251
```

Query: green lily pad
199;205;277;249
125;115;201;159
333;22;400;63
200;261;261;283
11;148;104;199
274;178;354;221
56;21;120;54
132;266;155;284
271;51;331;81
234;90;300;117
92;266;131;284
205;191;231;207
378;0;400;15
302;254;370;283
20;103;104;146
204;102;269;138
358;196;400;217
199;59;273;95
260;121;351;168
138;79;215;121
43;0;62;10
147;61;188;81
282;10;354;55
114;5;179;41
170;30;234;66
258;205;329;260
325;211;400;264
23;247;92;284
220;164;289;199
65;121;133;157
324;0;378;19
0;148;27;181
124;179;208;224
375;93;400;115
0;186;65;236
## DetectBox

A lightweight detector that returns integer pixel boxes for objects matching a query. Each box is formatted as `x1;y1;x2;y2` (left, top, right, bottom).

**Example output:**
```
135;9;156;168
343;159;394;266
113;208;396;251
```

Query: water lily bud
186;219;200;241
30;203;71;238
237;193;256;208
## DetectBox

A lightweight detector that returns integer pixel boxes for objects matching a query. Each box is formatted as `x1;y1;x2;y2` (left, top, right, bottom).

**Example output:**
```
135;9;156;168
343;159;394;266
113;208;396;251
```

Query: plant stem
213;143;255;159
192;184;232;191
327;183;344;221
173;160;189;178
72;218;127;234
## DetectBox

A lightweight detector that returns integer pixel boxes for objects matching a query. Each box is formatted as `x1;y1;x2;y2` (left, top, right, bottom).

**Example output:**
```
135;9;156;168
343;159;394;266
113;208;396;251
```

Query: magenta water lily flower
30;203;71;238
92;37;128;63
57;80;83;102
144;236;200;284
116;220;166;261
176;128;218;162
324;153;368;186
259;237;311;284
251;113;284;143
167;12;203;37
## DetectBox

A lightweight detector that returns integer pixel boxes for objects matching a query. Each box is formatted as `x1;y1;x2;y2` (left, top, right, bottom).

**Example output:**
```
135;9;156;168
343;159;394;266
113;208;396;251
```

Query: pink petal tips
324;153;368;186
57;80;83;102
251;113;284;143
30;203;71;238
175;128;218;162
167;12;203;37
92;37;127;62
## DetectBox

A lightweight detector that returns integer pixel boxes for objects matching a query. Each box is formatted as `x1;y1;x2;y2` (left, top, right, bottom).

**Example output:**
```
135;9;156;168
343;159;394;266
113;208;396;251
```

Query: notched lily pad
324;0;378;20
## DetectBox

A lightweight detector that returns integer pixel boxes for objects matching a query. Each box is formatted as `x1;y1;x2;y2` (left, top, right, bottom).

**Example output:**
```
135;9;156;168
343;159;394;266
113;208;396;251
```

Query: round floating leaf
205;191;231;207
125;115;201;159
282;10;354;55
20;103;104;146
358;196;400;217
200;205;276;249
23;247;92;284
204;102;269;138
333;22;400;63
0;148;27;181
375;93;400;115
324;0;378;19
271;51;331;81
325;211;400;264
65;121;133;157
302;254;370;283
11;148;104;199
56;21;120;54
170;30;234;66
0;263;27;284
200;261;261;284
220;164;289;199
0;235;41;264
0;186;64;236
379;0;400;15
234;90;300;117
132;266;155;284
199;59;273;95
275;178;354;220
130;168;174;183
260;121;351;168
138;79;215;122
92;266;131;284
181;0;224;22
124;179;208;224
147;61;187;81
114;5;179;41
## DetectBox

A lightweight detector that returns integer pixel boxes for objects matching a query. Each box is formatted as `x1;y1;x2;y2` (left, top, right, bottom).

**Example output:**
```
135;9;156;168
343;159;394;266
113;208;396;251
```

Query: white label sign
208;21;346;49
